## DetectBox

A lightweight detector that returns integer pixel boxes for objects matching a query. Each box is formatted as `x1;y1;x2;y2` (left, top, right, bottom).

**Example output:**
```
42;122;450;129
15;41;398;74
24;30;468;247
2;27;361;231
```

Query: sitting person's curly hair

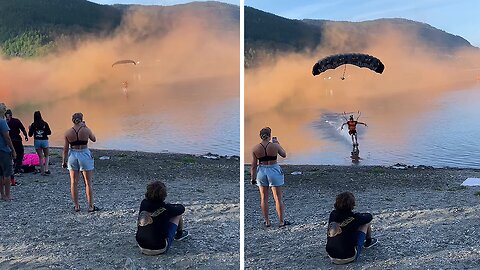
334;191;355;212
145;181;167;202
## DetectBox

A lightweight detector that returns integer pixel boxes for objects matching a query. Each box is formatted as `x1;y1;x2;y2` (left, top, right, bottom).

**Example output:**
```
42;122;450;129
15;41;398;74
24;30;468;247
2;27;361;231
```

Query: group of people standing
250;126;377;265
0;103;97;213
1;102;188;254
0;104;51;200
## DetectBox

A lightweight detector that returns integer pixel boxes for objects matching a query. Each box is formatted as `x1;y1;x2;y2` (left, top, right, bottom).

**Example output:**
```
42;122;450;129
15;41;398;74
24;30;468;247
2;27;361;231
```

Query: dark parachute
112;60;137;67
312;53;384;76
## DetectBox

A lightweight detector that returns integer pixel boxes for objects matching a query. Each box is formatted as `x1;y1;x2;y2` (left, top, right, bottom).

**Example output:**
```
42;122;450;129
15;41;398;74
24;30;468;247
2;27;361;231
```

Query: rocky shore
244;164;480;269
0;147;240;270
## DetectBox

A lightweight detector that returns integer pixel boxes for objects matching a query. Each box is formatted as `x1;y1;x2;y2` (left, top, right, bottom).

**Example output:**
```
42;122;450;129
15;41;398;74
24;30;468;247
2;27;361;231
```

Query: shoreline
23;145;241;160
246;161;480;170
244;164;480;269
1;147;240;269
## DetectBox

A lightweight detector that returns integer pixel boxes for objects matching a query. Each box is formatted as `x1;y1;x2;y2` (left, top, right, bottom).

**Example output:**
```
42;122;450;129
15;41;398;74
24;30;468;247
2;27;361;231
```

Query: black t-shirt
28;121;51;140
326;210;373;259
135;199;185;250
7;118;26;142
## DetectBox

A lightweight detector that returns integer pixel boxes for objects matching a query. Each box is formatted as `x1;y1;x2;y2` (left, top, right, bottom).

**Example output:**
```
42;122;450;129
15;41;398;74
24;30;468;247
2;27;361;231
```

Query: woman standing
28;111;51;175
62;113;98;212
250;127;290;228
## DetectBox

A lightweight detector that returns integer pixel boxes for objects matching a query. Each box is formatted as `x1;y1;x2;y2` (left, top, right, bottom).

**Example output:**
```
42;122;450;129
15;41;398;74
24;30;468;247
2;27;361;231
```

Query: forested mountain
0;0;121;57
245;6;474;67
0;0;238;58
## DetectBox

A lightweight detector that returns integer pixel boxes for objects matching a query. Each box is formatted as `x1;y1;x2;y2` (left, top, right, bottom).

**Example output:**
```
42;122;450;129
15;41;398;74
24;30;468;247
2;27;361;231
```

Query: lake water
245;85;480;168
14;77;240;156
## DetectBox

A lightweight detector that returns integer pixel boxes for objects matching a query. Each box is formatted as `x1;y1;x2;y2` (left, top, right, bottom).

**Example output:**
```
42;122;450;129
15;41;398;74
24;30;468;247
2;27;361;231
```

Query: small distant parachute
112;60;137;67
312;53;384;76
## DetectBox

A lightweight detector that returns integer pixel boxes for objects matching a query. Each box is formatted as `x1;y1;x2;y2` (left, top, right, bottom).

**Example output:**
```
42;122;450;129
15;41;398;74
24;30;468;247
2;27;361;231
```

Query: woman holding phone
62;112;98;213
250;127;290;228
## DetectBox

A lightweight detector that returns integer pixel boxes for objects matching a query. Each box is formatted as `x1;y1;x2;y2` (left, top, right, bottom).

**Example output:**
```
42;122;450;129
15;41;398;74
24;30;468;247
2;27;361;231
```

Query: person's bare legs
271;186;285;225
358;223;372;242
4;175;11;200
358;223;369;234
1;176;8;200
0;176;5;200
169;215;189;240
169;215;182;226
43;148;49;172
35;148;44;174
69;170;80;210
366;224;372;239
258;186;270;226
82;170;94;210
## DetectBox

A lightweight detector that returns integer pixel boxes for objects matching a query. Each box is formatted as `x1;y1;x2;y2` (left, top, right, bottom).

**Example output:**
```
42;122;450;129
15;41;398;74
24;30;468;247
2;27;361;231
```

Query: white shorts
68;149;94;171
256;164;284;187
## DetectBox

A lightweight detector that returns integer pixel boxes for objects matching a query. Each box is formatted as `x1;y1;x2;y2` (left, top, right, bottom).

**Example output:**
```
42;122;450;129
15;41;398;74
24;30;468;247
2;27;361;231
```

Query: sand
244;165;480;270
3;146;480;269
0;147;239;270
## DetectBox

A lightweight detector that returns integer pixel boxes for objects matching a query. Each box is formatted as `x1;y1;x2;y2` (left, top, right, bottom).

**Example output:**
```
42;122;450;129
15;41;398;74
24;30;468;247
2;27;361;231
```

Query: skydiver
122;81;129;97
341;115;367;147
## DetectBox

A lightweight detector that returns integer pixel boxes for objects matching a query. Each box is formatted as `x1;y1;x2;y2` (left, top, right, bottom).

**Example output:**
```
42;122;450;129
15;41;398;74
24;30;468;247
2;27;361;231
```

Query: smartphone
272;136;278;143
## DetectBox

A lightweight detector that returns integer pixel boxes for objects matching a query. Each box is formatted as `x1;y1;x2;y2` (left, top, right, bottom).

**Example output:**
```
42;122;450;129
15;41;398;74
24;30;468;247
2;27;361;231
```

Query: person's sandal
279;220;292;228
88;206;100;213
263;221;271;228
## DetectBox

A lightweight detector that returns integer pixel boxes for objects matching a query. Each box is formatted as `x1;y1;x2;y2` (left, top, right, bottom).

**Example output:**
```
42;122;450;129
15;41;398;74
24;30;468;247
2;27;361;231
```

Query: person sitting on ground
341;115;367;146
0;103;16;201
136;181;189;255
251;127;290;228
326;192;378;264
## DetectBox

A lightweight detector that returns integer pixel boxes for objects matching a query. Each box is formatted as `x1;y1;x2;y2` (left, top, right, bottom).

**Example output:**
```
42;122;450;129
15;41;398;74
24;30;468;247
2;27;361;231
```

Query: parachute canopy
112;60;137;67
312;53;384;76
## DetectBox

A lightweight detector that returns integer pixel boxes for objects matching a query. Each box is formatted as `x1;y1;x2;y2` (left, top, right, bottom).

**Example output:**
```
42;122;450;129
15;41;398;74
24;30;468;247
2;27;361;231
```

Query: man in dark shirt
326;192;378;264
136;181;189;255
5;109;28;177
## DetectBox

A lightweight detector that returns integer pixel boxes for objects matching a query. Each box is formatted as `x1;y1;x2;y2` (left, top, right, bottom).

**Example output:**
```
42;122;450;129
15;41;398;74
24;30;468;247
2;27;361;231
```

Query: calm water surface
17;79;239;156
246;85;480;168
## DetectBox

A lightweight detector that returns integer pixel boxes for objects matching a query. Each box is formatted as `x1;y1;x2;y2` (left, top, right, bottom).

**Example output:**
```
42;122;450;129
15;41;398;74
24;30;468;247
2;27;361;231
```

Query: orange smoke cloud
0;5;239;145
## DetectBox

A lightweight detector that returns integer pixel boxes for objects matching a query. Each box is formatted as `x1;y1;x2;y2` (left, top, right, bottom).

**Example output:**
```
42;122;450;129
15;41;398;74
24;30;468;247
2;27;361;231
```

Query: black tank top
70;126;88;146
257;142;277;162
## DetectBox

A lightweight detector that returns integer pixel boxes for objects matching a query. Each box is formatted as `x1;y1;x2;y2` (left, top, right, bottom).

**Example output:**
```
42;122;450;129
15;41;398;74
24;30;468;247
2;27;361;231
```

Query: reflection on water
15;78;239;156
246;86;480;168
98;98;239;156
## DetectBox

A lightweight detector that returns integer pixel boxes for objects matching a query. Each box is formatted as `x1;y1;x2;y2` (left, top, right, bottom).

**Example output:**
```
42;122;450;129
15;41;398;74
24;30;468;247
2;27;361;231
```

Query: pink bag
23;153;41;166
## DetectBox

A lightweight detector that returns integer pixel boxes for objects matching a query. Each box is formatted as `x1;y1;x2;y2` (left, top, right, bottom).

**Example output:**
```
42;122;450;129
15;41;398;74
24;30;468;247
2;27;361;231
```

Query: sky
245;0;480;47
92;0;239;6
